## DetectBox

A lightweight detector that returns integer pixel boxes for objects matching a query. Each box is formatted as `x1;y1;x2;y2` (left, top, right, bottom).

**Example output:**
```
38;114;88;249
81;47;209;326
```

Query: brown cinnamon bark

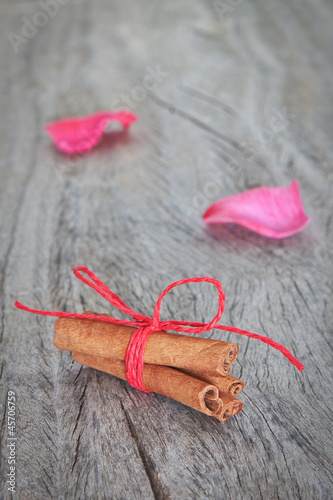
55;312;238;376
72;352;238;421
208;391;243;417
179;371;245;396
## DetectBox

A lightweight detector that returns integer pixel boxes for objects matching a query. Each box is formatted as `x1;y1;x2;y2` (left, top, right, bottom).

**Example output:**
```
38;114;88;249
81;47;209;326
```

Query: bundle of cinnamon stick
54;311;245;422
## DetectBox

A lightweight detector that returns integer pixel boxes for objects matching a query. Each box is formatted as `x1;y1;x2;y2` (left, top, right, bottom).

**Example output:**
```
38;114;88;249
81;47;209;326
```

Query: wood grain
1;0;332;498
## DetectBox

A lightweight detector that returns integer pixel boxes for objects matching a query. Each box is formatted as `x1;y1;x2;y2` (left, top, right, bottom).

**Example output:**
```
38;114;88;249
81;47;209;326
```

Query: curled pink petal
203;180;310;238
45;111;138;154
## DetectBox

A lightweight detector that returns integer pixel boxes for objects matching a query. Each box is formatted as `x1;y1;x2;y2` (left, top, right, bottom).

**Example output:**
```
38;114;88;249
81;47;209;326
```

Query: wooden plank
1;0;332;498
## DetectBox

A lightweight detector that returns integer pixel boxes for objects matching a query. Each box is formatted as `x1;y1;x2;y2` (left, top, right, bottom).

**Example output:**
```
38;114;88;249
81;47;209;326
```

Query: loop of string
15;266;304;392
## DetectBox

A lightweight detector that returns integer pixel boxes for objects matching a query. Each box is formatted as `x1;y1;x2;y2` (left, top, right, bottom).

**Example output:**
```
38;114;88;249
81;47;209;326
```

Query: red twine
15;266;304;392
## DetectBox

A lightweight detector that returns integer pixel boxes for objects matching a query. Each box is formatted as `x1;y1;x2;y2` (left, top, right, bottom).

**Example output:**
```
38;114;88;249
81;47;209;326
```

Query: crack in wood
179;84;238;117
148;93;241;150
120;401;170;500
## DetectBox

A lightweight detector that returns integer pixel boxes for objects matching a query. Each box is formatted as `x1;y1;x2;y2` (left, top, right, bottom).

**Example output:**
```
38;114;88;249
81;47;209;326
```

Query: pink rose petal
46;111;138;154
203;180;310;238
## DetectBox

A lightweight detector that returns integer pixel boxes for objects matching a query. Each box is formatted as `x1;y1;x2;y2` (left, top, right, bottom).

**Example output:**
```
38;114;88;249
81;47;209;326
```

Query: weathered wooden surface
1;0;333;498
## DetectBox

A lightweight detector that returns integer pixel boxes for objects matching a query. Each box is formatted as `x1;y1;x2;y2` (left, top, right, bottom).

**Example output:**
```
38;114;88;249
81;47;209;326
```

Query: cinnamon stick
72;352;241;422
55;313;239;376
179;371;245;396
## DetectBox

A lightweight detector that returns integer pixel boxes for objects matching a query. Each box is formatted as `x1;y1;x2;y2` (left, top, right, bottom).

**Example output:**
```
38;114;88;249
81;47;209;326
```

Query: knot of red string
15;266;304;392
